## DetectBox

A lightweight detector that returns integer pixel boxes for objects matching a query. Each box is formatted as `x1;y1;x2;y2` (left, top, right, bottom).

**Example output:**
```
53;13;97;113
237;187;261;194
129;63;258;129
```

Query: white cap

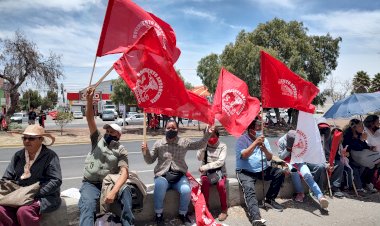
103;123;122;134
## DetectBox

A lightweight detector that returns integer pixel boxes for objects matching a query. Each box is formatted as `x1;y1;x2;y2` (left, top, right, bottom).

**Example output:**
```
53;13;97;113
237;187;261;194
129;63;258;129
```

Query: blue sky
1;0;379;94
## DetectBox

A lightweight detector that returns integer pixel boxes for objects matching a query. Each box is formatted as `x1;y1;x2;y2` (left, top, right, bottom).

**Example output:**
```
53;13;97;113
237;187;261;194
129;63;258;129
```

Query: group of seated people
0;88;378;226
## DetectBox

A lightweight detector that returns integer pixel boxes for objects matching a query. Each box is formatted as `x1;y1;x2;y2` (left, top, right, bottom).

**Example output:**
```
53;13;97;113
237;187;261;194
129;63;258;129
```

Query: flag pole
90;65;114;89
261;107;266;209
88;55;98;86
143;112;147;146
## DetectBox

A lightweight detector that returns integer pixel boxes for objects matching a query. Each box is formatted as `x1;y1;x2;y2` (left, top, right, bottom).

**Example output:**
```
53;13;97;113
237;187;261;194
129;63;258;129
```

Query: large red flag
212;68;261;137
260;51;319;113
113;28;188;109
97;0;180;62
145;90;214;125
186;172;222;226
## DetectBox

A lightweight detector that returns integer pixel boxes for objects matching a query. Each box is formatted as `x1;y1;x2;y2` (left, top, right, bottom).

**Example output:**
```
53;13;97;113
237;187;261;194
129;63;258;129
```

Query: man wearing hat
0;124;62;226
78;87;134;226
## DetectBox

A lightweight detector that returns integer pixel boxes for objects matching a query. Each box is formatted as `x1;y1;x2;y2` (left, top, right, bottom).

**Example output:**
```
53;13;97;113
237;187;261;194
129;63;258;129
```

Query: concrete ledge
41;176;302;225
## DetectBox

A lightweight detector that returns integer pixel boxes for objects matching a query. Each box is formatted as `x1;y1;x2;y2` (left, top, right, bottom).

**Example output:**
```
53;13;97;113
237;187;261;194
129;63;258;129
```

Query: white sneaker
366;183;378;193
319;197;329;209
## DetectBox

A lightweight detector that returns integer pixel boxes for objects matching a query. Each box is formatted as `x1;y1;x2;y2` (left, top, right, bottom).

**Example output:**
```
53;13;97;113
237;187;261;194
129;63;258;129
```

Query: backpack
95;213;121;226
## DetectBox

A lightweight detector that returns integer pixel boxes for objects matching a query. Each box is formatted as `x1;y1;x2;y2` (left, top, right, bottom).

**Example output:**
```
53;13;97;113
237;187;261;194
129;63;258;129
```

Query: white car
72;111;83;119
117;113;145;126
10;112;28;124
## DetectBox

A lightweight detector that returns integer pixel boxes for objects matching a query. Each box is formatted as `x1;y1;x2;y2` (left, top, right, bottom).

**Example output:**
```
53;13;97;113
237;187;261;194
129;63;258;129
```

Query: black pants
236;167;285;221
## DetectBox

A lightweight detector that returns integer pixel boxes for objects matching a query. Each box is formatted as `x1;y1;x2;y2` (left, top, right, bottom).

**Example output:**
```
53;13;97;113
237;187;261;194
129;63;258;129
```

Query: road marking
62;169;154;180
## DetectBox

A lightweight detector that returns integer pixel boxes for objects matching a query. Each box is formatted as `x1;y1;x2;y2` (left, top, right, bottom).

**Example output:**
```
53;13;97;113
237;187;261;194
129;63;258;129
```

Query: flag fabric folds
329;130;343;167
212;68;261;137
290;111;326;164
96;0;180;62
186;172;222;226
145;90;214;125
113;28;188;109
260;51;319;113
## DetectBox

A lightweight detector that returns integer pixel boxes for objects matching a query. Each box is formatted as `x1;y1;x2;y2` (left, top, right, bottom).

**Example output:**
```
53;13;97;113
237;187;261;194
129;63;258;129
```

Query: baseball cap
103;123;122;134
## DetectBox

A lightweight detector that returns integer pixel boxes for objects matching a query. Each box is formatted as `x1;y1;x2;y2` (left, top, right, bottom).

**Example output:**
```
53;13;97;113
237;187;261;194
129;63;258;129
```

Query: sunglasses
21;136;41;141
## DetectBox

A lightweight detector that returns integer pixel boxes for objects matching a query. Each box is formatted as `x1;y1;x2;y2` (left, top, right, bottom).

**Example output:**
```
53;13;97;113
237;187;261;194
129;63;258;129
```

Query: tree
54;111;73;135
324;75;352;103
111;78;136;108
352;70;371;93
197;18;342;105
370;73;380;92
20;89;42;110
176;69;194;89
41;90;58;110
0;31;63;115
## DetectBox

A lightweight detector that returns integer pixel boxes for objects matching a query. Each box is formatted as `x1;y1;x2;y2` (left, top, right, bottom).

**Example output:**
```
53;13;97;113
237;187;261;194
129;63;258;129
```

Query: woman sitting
363;115;380;153
342;119;380;193
278;130;329;208
197;127;228;221
0;124;62;226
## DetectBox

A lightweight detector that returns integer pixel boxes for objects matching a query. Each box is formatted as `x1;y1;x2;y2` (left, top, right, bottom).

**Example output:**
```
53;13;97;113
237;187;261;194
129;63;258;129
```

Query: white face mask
255;130;262;137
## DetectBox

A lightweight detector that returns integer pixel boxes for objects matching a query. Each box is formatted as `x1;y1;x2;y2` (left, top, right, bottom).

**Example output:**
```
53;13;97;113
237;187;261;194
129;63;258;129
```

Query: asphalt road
0;136;280;191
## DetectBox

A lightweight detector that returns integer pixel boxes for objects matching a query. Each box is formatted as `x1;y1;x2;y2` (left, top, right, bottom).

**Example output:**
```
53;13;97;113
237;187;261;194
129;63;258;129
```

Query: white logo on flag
290;111;326;165
221;89;246;116
278;79;297;99
133;20;167;49
134;68;163;104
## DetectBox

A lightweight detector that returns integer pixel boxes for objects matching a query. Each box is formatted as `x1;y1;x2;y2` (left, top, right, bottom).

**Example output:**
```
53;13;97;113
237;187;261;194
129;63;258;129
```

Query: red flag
113;28;188;109
145;90;214;125
212;68;261;137
186;172;222;226
260;51;319;113
97;0;180;62
328;130;343;176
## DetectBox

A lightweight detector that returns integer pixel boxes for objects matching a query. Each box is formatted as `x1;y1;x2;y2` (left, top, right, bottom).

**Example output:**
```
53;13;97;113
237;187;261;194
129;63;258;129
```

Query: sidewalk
139;193;380;226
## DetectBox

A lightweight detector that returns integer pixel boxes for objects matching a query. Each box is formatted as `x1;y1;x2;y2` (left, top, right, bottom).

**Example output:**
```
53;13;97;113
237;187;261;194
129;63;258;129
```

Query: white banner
290;111;326;164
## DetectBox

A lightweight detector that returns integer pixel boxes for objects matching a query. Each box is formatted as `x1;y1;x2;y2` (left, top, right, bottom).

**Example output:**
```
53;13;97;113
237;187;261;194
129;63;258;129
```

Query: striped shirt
144;132;212;176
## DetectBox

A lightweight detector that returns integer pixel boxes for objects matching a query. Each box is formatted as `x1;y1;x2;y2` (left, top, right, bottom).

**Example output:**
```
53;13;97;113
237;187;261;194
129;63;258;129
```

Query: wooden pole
143;112;147;145
88;56;98;86
260;107;266;208
93;65;114;88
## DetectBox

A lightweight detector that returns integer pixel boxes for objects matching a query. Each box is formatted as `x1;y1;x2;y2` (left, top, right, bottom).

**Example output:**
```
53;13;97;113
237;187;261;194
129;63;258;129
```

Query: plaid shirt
144;131;212;176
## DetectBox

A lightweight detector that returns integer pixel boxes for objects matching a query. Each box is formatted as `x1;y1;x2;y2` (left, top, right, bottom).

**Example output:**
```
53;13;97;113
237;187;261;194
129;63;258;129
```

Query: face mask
255;130;262;137
208;137;219;146
166;129;178;139
104;134;119;145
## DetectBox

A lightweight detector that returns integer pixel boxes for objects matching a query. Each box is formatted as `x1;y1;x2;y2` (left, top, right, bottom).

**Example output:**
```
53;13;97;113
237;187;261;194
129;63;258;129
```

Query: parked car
117;113;144;126
102;110;115;121
73;111;83;119
10;112;28;124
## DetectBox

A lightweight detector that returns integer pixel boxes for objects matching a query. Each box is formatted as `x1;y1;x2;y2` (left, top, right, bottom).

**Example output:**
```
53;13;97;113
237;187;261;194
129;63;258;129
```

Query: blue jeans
288;163;323;199
154;175;191;215
78;181;134;226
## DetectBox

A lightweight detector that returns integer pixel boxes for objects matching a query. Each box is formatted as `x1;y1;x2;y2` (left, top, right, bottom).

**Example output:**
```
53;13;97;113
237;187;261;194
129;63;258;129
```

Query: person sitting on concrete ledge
0;124;62;226
78;87;134;226
278;130;329;209
141;119;214;226
235;117;285;226
197;127;228;221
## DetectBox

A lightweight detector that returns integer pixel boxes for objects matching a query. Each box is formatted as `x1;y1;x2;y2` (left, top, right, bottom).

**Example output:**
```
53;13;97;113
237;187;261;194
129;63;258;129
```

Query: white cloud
248;0;299;9
182;8;217;22
0;0;102;12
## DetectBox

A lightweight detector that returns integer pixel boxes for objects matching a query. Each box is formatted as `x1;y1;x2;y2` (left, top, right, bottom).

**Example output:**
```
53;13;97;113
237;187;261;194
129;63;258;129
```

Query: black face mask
104;134;119;145
166;130;178;139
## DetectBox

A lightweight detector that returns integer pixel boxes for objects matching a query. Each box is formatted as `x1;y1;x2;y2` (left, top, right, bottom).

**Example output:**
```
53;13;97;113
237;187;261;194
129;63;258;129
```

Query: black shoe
265;199;284;212
178;213;192;226
155;213;164;226
332;187;345;198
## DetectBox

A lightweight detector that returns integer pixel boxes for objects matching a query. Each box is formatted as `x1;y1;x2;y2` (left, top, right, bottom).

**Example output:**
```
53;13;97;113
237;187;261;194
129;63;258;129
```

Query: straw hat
23;124;55;146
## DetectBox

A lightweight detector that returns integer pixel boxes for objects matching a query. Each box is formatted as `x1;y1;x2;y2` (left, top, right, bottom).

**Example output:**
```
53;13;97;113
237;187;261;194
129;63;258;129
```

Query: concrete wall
41;177;301;226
